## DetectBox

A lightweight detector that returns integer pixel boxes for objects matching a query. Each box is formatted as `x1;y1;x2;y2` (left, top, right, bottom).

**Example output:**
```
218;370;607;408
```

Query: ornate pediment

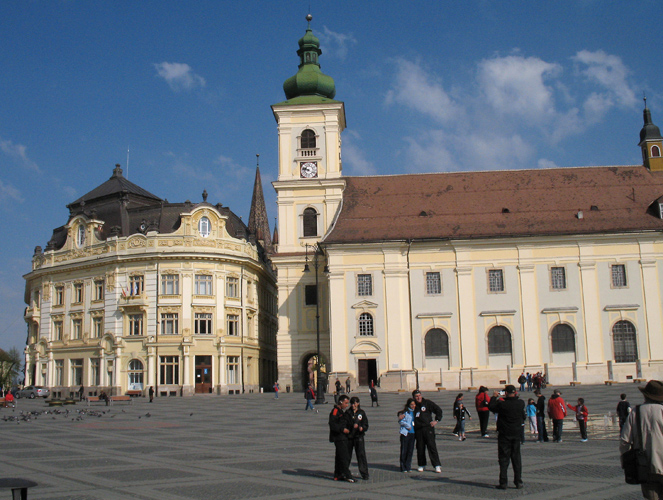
351;300;378;310
350;341;381;354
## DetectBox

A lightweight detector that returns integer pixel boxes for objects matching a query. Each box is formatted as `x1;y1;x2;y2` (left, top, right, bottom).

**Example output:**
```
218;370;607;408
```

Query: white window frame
195;274;213;295
195;312;213;335
426;271;442;295
227;314;239;336
611;264;628;288
488;269;505;293
161;313;179;335
161;274;180;295
226;277;239;298
357;274;373;296
550;266;567;290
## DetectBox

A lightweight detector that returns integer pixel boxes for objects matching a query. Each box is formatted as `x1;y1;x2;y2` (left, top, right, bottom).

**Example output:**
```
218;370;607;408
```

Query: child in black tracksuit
454;402;471;441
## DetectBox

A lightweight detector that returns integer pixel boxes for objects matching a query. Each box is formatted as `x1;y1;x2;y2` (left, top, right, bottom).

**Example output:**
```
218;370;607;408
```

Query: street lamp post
304;243;328;405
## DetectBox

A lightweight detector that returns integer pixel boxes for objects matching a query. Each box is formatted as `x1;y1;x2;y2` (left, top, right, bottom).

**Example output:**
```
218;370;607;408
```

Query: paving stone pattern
0;383;651;499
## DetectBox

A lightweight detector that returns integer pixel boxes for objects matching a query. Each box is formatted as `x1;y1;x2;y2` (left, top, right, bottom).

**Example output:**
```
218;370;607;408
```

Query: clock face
300;162;318;178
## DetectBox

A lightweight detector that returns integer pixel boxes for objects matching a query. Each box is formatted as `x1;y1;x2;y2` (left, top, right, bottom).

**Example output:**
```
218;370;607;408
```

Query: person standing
548;389;567;442
329;395;355;482
369;385;379;407
518;373;527;392
148;386;154;403
489;385;526;490
475;386;491;438
617;393;632;432
273;381;280;399
526;398;538;439
78;384;84;401
305;383;317;412
348;397;369;480
455;402;471;441
620;380;663;499
567;397;589;442
398;398;416;472
345;377;351;394
452;393;463;436
526;373;532;392
535;390;549;442
412;389;443;473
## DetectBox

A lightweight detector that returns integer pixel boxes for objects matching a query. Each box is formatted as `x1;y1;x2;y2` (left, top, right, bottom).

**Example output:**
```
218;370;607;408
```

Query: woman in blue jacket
398;398;416;472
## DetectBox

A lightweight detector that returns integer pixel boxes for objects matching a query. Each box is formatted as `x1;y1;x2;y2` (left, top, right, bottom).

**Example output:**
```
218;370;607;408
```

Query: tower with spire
248;155;272;252
640;98;663;172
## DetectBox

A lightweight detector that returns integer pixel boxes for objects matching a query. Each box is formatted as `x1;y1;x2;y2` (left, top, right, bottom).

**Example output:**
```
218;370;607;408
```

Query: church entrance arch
301;353;327;392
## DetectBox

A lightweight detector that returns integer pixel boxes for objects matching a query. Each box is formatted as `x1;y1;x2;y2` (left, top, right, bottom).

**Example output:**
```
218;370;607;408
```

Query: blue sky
1;1;662;352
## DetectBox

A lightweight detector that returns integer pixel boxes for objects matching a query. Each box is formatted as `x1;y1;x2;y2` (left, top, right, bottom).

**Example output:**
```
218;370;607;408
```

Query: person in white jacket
620;380;663;499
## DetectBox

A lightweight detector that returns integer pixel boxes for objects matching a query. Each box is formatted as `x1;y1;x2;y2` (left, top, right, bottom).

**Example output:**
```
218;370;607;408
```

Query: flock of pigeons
1;408;153;423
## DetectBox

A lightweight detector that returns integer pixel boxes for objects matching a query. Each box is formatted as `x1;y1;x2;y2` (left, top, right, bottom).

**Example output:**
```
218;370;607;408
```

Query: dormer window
76;224;86;247
198;216;211;237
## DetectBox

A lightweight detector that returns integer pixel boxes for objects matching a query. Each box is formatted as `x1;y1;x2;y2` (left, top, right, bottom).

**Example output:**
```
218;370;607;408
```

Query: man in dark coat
329;395;355;482
412;390;443;473
489;385;526;490
534;390;548;442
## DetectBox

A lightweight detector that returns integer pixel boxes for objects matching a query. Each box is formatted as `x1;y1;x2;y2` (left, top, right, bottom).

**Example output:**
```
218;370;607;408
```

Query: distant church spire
639;97;663;172
248;154;272;251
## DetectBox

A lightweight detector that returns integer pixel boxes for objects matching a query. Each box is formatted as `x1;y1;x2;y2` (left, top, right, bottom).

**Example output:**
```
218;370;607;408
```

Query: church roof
323;165;663;244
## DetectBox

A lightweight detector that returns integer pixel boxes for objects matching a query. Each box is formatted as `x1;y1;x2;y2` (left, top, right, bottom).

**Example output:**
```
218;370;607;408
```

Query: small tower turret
639;97;663;172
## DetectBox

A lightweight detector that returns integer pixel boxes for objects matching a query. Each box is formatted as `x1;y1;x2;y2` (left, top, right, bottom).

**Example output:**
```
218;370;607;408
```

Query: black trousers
578;420;587;440
350;436;369;478
497;434;522;486
478;411;490;436
536;415;548;442
333;439;352;479
552;419;564;442
415;427;441;468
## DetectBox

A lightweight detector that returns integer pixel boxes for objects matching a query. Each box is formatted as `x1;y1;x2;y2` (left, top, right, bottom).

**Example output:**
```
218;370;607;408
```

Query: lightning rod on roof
126;145;130;180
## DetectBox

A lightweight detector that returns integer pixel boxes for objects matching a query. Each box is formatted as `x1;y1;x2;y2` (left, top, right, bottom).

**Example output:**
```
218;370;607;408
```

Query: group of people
328;395;370;482
516;371;547;392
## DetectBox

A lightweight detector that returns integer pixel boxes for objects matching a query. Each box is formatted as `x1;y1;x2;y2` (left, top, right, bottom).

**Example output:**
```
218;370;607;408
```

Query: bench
109;395;133;406
126;390;143;397
605;380;616;385
86;396;106;406
48;400;64;407
633;378;647;383
569;381;581;386
0;478;38;499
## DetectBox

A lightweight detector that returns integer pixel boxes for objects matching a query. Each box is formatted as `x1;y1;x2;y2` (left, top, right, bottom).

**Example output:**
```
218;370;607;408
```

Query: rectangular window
195;274;213;295
305;285;317;306
227;314;239;336
53;320;63;341
161;313;179;335
71;359;83;386
426;272;441;294
54;360;64;386
73;283;84;304
357;274;373;296
71;318;83;339
161;274;180;295
55;286;64;306
92;317;103;338
226;277;239;298
90;358;100;386
94;280;104;301
195;313;213;335
488;269;505;293
159;356;179;385
550;267;566;290
227;356;240;384
129;314;144;336
612;264;627;288
129;275;144;296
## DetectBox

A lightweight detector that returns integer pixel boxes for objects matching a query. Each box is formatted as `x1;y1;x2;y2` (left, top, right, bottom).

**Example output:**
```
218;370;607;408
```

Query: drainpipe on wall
406;239;416;390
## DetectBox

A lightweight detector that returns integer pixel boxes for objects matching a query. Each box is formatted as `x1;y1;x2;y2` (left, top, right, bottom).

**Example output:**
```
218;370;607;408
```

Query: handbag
622;405;649;485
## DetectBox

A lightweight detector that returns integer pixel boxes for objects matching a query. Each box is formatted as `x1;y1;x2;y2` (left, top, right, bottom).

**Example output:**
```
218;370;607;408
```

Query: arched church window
551;324;575;353
303;207;318;237
613;320;638;362
488;326;512;355
652;145;661;158
425;328;449;357
301;129;316;149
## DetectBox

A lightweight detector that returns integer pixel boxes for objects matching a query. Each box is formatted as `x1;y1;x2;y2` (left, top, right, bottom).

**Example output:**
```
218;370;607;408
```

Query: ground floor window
613;320;638;362
90;358;100;386
54;359;63;385
159;356;179;385
425;328;449;357
227;356;240;384
128;359;144;389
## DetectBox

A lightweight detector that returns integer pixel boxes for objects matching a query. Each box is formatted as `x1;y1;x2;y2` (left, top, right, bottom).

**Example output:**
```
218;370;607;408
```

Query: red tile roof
323;166;663;244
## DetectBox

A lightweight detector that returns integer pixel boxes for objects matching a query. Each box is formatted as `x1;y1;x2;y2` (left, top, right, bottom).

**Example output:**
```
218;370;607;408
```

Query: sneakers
452;432;459;437
483;434;490;438
515;483;524;489
417;466;425;472
496;484;507;490
434;466;442;473
458;436;463;441
462;437;466;441
581;438;588;442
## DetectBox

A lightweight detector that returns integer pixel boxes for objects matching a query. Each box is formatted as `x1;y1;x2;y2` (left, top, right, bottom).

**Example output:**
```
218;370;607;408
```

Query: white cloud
0;138;41;172
537;158;560;170
478;55;561;118
0;179;23;203
342;131;376;175
573;50;636;108
318;27;357;61
385;58;463;124
154;62;206;92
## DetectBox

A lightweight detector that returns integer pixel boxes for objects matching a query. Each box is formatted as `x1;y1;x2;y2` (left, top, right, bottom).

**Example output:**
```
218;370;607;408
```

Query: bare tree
0;348;23;392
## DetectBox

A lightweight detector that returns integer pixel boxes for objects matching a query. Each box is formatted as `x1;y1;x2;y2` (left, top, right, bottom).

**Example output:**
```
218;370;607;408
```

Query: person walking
412;389;443;473
273;381;280;399
348;397;369;480
617;393;632;432
148;386;154;403
452;393;463;436
329;395;355;482
535;390;549;442
475;386;491;438
78;384;85;401
345;377;351;394
398;398;416;472
548;389;567;442
305;383;318;412
567;397;589;442
369;385;379;407
620;380;663;499
489;385;526;490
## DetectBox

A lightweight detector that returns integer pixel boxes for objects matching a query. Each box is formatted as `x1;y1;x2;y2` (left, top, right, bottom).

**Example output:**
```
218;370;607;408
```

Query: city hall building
24;17;663;395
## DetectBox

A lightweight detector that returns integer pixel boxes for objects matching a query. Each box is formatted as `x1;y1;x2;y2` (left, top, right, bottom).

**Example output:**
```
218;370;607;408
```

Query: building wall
24;207;277;397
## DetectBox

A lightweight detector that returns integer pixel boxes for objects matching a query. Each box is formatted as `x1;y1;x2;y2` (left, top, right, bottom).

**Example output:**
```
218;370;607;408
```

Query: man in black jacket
534;390;549;442
329;395;355;482
489;385;526;489
348;396;369;479
412;390;443;473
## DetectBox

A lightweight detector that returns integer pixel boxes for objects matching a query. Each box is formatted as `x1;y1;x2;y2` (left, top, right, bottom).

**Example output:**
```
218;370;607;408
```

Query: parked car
16;386;50;399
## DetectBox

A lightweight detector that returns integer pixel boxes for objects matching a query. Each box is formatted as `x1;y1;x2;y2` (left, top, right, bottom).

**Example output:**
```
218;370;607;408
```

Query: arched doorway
301;353;327;392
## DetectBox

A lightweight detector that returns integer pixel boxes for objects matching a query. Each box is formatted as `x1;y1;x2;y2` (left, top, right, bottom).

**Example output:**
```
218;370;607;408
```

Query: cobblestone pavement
0;383;651;499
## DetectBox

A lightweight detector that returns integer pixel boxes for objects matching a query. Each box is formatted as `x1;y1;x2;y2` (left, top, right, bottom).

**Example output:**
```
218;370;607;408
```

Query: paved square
0;383;650;499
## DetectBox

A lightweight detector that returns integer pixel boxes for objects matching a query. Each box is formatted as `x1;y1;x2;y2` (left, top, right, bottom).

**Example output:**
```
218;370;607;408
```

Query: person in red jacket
547;389;567;442
567;397;589;442
475;386;491;438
